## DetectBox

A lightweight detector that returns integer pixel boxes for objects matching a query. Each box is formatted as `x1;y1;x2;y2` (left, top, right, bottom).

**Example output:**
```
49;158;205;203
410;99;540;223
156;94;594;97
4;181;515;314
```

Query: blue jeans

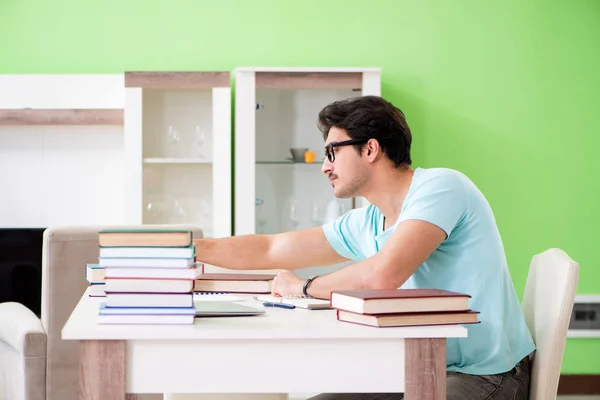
307;357;530;400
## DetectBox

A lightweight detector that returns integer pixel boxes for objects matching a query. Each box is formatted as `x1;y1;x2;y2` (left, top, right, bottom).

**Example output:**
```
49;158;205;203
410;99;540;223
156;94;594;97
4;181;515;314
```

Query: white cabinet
123;72;232;238
233;67;381;237
0;74;126;227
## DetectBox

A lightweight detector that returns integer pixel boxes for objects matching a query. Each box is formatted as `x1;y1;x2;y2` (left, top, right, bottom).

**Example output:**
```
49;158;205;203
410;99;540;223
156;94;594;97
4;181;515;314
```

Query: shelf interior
254;88;359;234
141;88;215;233
142;163;213;231
142;89;213;160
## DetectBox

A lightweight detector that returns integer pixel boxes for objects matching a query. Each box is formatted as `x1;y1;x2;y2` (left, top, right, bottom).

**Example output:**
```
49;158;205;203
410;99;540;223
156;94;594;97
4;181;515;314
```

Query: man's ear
366;139;379;160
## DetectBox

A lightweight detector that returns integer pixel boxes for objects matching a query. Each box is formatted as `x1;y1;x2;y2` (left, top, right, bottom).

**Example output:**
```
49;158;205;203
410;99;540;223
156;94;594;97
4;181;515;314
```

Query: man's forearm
305;259;400;299
193;235;275;271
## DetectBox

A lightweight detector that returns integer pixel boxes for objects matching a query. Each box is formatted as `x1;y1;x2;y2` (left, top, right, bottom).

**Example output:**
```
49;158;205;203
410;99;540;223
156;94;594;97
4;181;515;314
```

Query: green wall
2;0;599;373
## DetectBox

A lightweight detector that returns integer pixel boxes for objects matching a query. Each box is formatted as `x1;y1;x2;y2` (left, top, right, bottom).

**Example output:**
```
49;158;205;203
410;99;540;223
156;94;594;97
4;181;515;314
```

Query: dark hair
317;95;412;167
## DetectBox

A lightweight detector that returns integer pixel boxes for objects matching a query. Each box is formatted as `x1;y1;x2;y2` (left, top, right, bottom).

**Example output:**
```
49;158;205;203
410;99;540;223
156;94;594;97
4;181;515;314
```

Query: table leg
79;340;135;400
404;338;446;400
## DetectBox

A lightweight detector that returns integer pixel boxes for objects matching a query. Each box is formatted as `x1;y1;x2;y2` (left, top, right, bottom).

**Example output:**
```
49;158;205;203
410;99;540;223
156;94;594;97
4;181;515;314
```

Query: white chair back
522;248;579;400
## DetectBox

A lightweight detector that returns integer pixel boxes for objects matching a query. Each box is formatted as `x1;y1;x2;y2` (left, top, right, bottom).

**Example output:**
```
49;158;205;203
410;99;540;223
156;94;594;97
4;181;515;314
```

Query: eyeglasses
324;139;369;163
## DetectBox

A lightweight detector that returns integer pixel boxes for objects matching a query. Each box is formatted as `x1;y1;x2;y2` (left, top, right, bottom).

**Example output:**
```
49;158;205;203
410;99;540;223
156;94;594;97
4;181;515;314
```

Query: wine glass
193;125;207;159
255;197;268;233
310;200;322;226
145;196;166;223
172;199;187;223
199;198;212;237
288;197;300;230
166;125;180;157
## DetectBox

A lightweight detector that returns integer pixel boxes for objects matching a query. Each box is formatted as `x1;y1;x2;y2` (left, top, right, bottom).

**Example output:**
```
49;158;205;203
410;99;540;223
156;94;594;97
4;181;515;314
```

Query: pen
262;302;295;309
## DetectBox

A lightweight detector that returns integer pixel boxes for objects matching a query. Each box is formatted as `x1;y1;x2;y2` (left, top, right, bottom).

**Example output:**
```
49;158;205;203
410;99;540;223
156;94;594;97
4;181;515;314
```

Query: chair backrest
41;224;203;400
521;248;579;400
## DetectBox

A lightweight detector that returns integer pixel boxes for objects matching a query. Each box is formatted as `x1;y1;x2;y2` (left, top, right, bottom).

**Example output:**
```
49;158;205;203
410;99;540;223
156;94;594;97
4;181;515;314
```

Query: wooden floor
289;396;600;400
558;397;600;400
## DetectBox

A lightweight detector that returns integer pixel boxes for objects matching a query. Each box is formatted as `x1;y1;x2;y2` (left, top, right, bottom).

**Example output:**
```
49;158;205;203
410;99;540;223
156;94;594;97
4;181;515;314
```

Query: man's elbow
363;260;412;290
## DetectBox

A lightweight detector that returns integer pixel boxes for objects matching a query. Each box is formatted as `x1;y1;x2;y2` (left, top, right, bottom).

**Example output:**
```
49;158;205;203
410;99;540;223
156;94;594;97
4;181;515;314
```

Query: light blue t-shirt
322;167;535;375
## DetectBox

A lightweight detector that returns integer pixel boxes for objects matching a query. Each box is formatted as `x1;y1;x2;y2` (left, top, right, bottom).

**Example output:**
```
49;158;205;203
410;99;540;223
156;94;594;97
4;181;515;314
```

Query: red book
330;289;471;315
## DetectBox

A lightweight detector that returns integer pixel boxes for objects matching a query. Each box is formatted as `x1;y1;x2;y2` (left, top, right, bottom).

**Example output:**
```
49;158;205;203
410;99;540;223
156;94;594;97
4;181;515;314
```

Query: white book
104;266;202;280
98;314;195;325
99;257;196;268
105;293;193;308
88;284;106;297
99;245;194;259
99;303;196;315
86;264;105;283
104;278;194;293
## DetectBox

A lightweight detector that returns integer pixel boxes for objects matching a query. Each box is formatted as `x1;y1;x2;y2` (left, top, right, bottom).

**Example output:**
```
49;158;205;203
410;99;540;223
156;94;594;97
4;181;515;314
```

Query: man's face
321;127;369;198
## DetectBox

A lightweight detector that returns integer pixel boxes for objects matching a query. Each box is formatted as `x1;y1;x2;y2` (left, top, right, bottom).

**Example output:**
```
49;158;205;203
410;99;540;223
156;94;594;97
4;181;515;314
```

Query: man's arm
193;227;348;271
299;219;447;299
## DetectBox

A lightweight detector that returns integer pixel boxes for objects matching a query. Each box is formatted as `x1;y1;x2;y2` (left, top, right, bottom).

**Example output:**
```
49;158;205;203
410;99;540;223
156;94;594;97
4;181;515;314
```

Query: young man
194;96;535;399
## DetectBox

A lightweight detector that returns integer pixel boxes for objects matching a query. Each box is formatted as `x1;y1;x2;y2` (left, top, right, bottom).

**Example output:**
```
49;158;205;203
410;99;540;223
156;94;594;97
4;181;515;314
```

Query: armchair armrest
0;302;46;354
0;302;46;400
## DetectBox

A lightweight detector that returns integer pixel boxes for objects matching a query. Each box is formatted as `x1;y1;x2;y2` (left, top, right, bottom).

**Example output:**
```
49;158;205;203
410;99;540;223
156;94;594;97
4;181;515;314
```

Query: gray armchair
0;225;203;400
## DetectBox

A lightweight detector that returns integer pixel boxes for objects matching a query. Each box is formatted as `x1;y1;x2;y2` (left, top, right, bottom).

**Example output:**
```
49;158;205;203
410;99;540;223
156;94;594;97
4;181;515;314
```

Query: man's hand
271;271;305;297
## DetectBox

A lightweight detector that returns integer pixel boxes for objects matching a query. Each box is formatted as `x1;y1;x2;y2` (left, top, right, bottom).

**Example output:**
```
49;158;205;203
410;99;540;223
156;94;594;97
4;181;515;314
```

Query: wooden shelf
125;71;230;89
255;72;362;90
0;109;124;125
143;158;213;164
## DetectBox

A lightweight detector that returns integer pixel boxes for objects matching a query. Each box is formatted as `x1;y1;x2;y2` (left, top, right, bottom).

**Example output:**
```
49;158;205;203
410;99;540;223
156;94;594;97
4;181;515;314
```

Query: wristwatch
302;275;317;298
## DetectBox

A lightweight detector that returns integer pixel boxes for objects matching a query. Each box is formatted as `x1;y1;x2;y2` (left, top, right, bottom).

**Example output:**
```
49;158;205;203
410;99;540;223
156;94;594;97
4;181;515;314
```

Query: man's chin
332;188;353;199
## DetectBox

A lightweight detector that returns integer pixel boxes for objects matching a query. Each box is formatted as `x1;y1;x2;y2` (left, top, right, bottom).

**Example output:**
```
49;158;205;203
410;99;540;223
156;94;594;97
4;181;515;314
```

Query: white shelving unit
233;67;381;276
0;74;126;227
124;72;232;239
234;67;381;236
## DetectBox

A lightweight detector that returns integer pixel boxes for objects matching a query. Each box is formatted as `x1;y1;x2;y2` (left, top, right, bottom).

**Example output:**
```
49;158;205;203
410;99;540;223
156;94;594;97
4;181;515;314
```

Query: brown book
330;289;471;315
98;229;192;247
194;273;276;294
337;309;480;328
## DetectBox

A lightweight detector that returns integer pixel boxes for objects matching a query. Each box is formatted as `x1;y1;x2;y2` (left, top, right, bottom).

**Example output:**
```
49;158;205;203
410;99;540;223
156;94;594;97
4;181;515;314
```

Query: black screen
0;228;45;317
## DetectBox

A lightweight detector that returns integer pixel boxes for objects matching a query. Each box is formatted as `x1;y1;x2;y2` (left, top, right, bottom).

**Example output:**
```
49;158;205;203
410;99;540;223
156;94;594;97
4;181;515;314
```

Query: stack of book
330;288;480;328
85;263;106;297
97;229;199;325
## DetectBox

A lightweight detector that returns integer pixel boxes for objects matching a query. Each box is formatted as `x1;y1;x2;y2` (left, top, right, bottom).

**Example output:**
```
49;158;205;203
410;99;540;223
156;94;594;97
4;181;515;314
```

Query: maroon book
330;289;472;315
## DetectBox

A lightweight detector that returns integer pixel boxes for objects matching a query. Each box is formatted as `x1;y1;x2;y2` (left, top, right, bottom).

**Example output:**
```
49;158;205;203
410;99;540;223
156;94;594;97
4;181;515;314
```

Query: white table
62;289;467;400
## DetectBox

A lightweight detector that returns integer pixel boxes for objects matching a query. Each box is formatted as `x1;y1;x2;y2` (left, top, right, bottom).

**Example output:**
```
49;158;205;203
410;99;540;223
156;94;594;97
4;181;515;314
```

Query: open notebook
255;295;331;310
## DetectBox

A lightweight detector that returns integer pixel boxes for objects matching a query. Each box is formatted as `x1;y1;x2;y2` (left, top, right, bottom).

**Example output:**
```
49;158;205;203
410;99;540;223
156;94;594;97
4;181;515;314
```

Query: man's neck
363;166;415;229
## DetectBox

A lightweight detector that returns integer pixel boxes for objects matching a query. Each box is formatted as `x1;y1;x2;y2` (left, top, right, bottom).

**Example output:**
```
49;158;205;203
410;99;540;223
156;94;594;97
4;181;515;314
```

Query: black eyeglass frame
324;138;370;163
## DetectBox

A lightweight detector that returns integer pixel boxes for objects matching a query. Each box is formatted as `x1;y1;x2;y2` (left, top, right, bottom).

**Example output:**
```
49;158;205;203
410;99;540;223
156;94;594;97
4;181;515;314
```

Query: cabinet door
234;68;381;277
124;72;231;239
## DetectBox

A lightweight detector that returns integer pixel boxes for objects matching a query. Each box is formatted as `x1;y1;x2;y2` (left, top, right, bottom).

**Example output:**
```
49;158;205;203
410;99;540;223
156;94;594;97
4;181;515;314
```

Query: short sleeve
321;207;369;261
398;171;469;238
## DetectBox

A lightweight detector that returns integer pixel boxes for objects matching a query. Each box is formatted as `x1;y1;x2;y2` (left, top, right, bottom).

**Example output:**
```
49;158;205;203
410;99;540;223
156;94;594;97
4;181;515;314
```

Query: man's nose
321;158;332;174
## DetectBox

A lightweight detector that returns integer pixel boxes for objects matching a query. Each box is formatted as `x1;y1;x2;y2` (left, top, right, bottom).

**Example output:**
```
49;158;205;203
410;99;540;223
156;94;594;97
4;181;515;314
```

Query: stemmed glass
193;125;207;159
145;195;167;223
172;199;187;223
310;200;322;226
199;198;212;237
255;198;268;233
288;197;300;230
166;125;180;157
